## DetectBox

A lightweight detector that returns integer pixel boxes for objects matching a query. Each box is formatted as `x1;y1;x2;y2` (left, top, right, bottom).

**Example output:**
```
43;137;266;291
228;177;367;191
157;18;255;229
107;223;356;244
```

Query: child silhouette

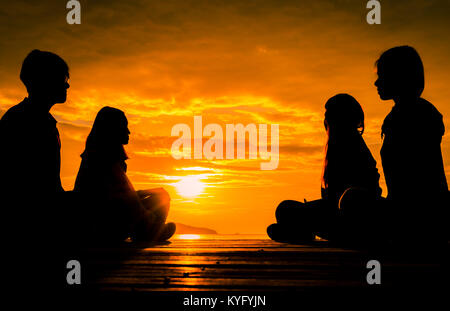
74;107;176;243
267;94;381;243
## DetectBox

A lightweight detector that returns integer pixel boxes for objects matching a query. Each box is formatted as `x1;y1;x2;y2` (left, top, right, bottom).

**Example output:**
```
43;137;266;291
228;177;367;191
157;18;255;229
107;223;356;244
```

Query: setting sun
174;175;205;198
177;234;201;240
0;0;448;236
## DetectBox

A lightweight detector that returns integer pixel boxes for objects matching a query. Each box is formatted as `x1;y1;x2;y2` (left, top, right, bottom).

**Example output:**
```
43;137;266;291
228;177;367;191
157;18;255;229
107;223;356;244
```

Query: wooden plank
77;236;446;292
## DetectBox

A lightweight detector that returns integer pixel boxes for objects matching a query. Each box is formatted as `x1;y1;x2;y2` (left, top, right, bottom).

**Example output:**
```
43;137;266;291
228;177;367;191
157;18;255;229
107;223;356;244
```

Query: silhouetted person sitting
267;94;382;243
74;107;176;243
0;49;70;292
374;46;448;244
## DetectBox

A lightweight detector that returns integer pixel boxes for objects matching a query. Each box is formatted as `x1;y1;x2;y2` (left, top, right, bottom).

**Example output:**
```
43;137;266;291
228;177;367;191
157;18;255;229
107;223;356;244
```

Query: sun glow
174;175;205;198
177;234;201;240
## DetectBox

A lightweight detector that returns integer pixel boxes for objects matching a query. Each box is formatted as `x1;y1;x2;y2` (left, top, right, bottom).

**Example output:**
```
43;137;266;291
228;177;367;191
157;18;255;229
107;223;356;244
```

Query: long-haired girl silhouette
75;107;176;243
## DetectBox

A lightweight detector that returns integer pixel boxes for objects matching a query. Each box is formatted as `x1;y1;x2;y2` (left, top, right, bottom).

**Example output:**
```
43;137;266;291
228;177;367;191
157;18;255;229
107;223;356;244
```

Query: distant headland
175;223;218;235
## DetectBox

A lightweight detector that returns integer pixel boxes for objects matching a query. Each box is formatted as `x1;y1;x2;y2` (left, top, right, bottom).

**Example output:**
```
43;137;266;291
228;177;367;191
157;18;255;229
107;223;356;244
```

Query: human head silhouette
324;94;365;135
322;94;365;189
375;46;424;101
82;107;130;161
87;106;130;147
20;49;70;105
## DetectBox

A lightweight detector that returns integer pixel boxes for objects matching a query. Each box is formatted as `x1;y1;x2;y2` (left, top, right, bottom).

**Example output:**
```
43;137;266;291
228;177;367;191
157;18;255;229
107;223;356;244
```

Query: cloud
1;0;449;233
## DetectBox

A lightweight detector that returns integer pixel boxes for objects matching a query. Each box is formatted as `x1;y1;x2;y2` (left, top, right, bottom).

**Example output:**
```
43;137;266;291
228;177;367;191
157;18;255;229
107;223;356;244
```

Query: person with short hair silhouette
0;49;70;238
0;49;68;200
374;46;448;243
267;94;382;243
74;107;176;242
0;49;70;292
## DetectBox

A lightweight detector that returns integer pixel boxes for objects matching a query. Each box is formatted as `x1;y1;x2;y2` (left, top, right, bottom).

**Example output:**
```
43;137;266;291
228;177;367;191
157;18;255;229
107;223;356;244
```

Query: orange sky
1;0;449;233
